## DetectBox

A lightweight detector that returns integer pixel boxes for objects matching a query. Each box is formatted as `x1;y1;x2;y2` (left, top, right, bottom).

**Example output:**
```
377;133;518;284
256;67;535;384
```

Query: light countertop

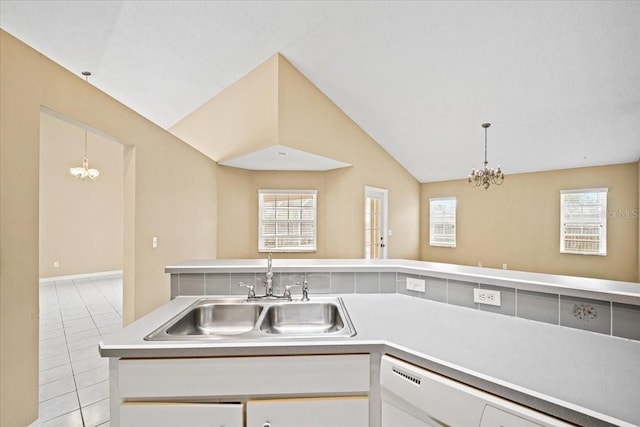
100;293;640;426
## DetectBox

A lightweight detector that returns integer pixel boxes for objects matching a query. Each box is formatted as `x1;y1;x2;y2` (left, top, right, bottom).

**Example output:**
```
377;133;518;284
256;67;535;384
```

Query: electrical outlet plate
406;277;425;292
474;288;501;306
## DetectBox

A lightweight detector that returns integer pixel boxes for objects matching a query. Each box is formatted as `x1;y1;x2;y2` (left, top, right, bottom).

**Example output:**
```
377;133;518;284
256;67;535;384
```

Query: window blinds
560;188;608;255
430;197;456;247
259;190;317;252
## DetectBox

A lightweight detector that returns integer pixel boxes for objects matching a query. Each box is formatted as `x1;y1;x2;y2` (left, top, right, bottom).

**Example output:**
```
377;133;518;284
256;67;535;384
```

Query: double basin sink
145;297;356;341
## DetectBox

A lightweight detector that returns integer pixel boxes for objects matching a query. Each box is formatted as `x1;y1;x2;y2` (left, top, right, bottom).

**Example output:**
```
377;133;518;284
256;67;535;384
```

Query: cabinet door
247;397;368;427
120;402;243;427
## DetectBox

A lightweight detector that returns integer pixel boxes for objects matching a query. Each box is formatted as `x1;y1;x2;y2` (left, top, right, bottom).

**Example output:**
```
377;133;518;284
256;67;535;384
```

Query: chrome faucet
265;252;274;297
239;253;298;301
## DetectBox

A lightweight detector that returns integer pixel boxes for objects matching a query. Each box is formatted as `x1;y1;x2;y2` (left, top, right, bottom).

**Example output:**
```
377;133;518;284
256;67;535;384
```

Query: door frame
364;186;389;259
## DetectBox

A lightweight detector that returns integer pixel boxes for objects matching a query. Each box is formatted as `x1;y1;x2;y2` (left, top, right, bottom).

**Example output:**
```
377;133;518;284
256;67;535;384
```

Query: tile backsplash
171;270;640;342
516;290;559;325
560;295;611;335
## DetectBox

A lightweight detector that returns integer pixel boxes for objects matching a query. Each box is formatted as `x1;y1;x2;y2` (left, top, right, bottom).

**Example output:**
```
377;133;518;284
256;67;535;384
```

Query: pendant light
69;71;100;181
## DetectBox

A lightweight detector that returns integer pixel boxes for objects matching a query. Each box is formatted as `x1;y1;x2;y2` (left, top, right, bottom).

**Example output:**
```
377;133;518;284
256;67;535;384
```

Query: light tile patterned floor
37;274;122;427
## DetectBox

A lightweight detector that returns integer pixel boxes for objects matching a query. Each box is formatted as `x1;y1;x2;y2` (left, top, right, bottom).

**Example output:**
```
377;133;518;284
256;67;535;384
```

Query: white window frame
258;189;318;253
560;188;608;256
429;197;457;248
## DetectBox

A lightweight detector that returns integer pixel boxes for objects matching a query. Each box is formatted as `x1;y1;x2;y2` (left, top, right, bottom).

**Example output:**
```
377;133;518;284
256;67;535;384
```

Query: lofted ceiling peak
3;1;638;182
170;53;392;174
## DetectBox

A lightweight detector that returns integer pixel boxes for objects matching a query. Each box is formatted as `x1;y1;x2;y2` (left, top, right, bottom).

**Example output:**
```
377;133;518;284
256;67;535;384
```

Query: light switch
152;237;158;249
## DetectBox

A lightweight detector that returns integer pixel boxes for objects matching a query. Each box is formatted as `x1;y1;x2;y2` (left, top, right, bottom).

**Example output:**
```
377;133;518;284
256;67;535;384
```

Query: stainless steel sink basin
165;303;263;336
144;297;355;341
259;303;345;335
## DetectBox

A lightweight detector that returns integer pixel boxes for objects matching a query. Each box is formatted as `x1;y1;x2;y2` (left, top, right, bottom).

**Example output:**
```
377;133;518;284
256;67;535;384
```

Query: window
560;188;608;255
259;189;317;252
429;197;456;247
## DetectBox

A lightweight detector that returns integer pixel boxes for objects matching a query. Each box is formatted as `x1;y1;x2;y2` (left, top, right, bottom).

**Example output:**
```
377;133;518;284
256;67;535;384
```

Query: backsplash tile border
171;270;638;342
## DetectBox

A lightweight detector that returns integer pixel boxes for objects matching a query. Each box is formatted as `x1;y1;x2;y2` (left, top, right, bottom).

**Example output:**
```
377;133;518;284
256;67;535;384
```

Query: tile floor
37;273;122;427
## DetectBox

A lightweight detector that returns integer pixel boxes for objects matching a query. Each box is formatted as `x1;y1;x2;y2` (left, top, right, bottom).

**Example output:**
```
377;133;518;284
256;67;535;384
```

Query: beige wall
174;54;421;259
421;163;639;282
39;113;124;277
171;54;279;162
276;55;420;259
217;168;327;258
1;30;218;426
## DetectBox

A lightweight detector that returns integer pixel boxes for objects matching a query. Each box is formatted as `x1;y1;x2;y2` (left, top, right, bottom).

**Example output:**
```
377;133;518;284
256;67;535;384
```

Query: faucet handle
283;282;300;299
239;282;256;298
301;280;310;301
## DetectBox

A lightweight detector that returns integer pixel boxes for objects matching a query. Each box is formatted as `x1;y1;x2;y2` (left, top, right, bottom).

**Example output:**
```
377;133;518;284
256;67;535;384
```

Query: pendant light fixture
69;71;100;181
468;123;504;190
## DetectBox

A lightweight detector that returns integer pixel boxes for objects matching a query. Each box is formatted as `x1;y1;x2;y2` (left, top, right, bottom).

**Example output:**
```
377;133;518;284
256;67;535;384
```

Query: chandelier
69;71;100;181
468;123;504;190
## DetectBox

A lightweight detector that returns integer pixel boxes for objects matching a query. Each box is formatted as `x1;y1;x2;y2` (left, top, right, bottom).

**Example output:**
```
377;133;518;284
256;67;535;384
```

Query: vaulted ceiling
1;1;639;182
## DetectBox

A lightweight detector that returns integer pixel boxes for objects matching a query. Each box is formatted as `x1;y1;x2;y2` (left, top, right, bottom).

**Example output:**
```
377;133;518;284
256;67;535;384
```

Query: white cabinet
111;354;371;427
118;354;370;398
247;397;369;427
120;402;242;427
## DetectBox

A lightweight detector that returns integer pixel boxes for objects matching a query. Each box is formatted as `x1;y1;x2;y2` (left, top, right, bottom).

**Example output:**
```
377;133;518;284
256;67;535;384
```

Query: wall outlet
502;264;508;270
474;288;501;306
406;277;425;292
53;261;59;268
477;261;483;267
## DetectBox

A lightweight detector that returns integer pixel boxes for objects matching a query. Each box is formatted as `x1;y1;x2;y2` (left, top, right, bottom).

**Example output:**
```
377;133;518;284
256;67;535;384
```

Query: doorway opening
38;108;129;425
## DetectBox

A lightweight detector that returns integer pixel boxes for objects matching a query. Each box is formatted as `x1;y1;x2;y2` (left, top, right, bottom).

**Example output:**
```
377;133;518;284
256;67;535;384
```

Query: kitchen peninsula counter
100;292;640;426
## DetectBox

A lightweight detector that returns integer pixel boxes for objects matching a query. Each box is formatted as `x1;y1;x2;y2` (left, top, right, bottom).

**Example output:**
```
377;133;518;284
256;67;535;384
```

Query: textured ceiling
1;1;639;182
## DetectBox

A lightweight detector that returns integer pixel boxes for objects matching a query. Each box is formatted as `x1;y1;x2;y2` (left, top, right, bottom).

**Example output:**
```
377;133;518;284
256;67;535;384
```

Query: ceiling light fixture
69;71;100;181
468;123;504;190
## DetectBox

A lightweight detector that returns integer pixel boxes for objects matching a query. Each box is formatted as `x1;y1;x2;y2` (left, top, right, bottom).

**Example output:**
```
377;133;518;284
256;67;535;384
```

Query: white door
364;186;388;259
247;397;368;427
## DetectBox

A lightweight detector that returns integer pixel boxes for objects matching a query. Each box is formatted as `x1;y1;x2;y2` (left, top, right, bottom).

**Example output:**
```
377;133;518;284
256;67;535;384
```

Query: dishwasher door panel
380;355;573;427
382;401;432;427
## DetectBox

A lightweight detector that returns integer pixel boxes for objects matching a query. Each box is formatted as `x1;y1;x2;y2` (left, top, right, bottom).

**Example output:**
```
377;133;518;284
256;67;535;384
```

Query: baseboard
39;270;123;284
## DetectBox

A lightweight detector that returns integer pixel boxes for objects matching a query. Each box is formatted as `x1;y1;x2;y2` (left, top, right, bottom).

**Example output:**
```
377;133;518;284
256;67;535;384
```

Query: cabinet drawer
119;354;370;398
120;402;242;427
247;396;369;427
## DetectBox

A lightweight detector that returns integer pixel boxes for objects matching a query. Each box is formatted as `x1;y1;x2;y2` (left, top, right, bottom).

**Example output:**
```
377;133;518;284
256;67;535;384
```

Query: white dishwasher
380;355;573;427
